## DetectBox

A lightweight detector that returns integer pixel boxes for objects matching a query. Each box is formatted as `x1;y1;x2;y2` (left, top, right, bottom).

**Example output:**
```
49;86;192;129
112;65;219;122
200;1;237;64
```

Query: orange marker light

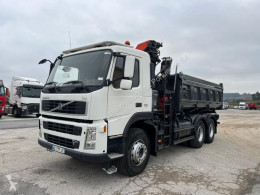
104;125;107;132
125;40;130;45
158;139;162;143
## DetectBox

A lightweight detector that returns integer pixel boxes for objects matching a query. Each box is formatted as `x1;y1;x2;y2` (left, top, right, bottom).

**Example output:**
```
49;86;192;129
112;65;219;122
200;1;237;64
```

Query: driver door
107;55;143;136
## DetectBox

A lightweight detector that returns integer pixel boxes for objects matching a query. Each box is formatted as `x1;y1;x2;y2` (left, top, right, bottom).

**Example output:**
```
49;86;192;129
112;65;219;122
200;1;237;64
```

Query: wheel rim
131;140;147;166
198;126;204;142
209;123;214;138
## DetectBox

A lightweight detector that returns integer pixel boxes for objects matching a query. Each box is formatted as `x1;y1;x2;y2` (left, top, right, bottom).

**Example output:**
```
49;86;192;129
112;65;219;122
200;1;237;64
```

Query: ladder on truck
155;57;174;150
157;90;174;150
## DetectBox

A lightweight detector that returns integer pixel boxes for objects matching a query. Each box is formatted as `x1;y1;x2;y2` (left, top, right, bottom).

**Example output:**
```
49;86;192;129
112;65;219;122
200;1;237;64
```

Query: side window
112;56;125;88
132;60;139;87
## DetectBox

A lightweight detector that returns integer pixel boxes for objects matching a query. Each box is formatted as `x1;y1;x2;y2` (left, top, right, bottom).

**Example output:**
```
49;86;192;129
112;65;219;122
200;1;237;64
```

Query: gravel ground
0;109;259;195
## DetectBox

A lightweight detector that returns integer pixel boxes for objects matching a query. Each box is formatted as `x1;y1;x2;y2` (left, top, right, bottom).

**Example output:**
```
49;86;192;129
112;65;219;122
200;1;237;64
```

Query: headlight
22;105;27;110
85;127;96;149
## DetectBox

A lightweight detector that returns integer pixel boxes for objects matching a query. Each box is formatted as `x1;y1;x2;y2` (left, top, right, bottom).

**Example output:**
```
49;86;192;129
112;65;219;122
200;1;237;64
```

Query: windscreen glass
47;50;112;86
22;86;43;98
0;86;4;96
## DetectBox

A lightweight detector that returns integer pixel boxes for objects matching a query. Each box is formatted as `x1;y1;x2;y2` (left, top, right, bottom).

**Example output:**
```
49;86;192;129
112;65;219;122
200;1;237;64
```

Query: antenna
69;31;71;49
173;63;178;93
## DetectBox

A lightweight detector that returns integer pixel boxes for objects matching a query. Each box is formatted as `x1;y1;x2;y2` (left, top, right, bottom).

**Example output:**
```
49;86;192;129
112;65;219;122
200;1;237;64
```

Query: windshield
0;86;4;96
47;50;112;87
22;86;43;98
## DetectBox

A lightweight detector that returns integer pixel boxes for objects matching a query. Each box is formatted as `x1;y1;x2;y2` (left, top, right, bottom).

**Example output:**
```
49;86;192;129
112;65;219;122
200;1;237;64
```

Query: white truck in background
239;102;248;110
5;76;44;117
222;102;229;109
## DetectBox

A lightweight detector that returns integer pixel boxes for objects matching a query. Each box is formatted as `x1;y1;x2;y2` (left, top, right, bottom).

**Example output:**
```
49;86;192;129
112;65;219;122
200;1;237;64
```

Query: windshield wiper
63;80;86;88
45;81;57;86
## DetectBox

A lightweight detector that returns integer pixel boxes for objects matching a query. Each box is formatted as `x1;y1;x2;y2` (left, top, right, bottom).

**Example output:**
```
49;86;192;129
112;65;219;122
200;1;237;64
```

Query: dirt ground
0;109;259;195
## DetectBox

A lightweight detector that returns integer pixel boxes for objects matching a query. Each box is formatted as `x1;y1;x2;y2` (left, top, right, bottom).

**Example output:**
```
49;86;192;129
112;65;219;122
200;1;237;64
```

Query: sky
0;0;259;93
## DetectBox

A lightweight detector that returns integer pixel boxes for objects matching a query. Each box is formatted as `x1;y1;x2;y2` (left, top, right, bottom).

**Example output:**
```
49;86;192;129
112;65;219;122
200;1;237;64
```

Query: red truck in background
0;80;6;118
248;103;257;110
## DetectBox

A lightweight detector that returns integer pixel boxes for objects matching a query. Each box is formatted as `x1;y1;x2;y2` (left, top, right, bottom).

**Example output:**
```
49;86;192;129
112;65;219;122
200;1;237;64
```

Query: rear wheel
205;119;215;143
189;120;205;148
118;128;150;176
0;115;2;118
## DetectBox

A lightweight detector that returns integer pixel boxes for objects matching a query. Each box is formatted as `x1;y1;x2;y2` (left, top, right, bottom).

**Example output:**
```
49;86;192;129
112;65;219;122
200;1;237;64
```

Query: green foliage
252;92;260;100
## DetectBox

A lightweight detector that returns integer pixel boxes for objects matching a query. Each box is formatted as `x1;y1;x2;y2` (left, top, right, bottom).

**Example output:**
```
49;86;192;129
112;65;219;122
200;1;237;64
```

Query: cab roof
63;41;134;54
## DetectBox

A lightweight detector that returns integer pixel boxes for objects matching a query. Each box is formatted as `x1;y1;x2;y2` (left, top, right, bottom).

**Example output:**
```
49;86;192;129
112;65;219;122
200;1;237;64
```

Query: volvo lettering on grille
49;101;75;112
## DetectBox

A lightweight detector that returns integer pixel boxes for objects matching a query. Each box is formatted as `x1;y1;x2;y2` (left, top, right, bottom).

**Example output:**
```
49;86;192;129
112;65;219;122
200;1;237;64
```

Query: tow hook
102;165;117;174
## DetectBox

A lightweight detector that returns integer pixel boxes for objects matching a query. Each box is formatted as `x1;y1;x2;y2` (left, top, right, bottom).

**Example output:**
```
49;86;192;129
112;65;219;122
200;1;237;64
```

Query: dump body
156;73;223;113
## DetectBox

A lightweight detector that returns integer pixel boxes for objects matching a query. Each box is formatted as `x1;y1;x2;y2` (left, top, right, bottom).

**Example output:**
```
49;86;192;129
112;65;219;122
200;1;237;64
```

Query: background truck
222;102;229;109
248;103;257;110
0;80;6;118
239;102;248;110
5;76;44;117
38;40;223;176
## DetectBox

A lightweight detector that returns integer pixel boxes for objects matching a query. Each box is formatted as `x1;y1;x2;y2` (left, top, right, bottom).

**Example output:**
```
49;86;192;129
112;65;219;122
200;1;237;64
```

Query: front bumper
38;138;111;163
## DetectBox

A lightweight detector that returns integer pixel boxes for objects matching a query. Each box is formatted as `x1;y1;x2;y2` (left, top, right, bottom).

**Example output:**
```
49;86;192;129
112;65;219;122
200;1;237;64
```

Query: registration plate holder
52;145;65;154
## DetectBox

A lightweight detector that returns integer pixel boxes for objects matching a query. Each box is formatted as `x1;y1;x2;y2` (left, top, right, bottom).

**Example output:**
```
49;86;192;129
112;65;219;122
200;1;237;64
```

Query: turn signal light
104;125;107;132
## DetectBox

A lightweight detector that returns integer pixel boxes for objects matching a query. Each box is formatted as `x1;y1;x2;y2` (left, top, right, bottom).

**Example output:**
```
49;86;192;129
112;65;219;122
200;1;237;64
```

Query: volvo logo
49;101;74;112
57;103;63;110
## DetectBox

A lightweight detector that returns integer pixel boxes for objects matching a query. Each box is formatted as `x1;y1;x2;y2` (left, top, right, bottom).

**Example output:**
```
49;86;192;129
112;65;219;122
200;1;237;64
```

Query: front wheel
13;107;21;117
117;128;150;176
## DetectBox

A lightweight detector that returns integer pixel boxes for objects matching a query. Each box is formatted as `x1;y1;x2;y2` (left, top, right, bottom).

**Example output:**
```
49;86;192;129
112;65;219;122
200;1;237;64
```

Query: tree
252;92;260;100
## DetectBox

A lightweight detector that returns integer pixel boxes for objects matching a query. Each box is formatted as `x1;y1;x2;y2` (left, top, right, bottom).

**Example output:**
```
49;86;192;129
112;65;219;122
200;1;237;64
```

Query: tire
117;128;150;176
189;120;205;148
0;115;2;118
205;119;215;143
13;107;21;117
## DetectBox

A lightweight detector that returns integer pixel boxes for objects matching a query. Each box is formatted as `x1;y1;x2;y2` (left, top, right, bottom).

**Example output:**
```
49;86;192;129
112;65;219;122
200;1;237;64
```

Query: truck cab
39;42;151;161
239;102;248;110
0;80;6;118
6;76;44;117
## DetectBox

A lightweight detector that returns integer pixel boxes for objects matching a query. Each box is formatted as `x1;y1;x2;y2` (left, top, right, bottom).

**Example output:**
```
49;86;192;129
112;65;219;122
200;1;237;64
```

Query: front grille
43;121;82;136
42;100;86;114
28;104;39;113
44;133;80;149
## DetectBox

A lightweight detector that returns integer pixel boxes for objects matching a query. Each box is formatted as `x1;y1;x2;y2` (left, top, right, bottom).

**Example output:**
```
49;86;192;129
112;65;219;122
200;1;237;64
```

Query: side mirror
124;56;135;78
38;59;47;64
15;87;21;97
120;79;132;90
5;87;9;96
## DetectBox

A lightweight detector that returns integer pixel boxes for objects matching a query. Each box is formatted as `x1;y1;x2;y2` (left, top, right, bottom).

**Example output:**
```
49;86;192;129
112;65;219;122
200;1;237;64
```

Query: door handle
136;103;142;107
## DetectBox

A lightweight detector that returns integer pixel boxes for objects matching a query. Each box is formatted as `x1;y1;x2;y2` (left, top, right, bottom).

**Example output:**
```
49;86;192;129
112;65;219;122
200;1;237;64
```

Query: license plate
52;145;65;154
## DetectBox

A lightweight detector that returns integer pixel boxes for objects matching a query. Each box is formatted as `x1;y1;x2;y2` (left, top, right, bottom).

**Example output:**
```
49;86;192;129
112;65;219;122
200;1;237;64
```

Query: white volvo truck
38;41;223;176
6;76;44;117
